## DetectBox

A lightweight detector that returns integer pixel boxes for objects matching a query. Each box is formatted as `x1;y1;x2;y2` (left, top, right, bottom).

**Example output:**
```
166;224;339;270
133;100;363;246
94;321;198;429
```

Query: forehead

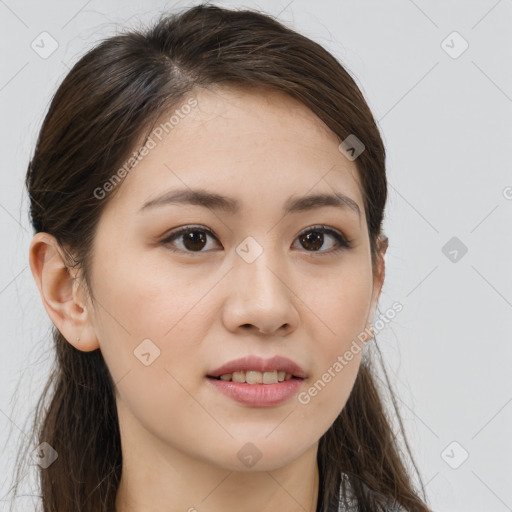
103;85;365;220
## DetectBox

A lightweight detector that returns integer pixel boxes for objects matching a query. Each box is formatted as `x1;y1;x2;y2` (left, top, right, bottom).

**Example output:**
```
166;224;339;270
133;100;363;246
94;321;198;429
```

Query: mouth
207;370;304;384
206;369;305;407
207;355;308;384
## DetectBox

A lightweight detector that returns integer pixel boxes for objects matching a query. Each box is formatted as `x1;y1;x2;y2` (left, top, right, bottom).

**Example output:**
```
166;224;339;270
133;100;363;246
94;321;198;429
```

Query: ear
364;234;389;341
28;232;99;352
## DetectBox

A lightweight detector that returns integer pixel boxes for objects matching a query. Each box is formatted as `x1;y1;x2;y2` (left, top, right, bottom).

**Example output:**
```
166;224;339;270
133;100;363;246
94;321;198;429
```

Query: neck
115;453;320;512
114;401;320;512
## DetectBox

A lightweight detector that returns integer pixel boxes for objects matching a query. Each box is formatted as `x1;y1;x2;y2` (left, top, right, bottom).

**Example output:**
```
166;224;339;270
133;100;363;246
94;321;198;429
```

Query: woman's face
83;86;384;472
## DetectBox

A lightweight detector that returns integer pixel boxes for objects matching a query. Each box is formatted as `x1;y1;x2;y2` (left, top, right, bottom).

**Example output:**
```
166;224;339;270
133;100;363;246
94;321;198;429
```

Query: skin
29;86;387;512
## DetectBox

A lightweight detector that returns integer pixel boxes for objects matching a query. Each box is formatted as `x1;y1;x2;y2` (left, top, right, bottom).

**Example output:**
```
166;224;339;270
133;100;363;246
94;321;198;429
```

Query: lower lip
206;377;304;407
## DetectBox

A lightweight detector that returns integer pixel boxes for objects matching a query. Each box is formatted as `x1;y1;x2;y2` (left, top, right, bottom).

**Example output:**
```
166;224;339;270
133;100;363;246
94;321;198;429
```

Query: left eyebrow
139;188;361;219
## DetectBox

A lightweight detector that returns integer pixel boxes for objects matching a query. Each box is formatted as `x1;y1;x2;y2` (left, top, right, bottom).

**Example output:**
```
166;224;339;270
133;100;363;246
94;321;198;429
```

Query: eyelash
160;224;352;257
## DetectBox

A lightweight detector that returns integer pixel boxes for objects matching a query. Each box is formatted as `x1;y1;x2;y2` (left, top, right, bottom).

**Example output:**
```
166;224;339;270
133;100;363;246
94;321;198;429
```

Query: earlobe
375;234;388;289
28;233;99;352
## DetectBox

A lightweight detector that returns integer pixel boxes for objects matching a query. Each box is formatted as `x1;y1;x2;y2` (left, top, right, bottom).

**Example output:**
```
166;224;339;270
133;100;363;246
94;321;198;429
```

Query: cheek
298;265;371;418
91;251;215;405
91;242;200;336
297;329;363;442
305;262;373;348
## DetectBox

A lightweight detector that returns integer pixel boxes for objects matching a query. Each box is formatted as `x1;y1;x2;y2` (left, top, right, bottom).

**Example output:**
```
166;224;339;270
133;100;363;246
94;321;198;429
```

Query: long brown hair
8;4;431;511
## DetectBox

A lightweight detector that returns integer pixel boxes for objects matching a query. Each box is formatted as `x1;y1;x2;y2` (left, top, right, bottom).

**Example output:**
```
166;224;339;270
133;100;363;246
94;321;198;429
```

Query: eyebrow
139;188;361;218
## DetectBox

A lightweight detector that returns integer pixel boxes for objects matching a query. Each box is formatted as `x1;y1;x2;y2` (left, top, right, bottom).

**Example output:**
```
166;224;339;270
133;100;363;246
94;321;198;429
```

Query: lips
207;355;307;380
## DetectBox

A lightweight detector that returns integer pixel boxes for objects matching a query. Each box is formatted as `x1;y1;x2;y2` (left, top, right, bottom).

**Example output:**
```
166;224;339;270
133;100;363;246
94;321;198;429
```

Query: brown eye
180;230;208;251
293;225;351;255
299;231;325;251
161;226;220;254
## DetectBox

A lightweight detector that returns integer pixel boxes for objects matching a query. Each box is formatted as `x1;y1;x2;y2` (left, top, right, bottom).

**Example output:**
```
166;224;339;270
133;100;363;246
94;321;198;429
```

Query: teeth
247;371;264;384
217;370;294;384
232;371;245;383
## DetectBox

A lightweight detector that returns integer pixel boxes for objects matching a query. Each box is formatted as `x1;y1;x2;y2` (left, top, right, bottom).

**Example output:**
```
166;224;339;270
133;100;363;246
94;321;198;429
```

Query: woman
13;4;431;511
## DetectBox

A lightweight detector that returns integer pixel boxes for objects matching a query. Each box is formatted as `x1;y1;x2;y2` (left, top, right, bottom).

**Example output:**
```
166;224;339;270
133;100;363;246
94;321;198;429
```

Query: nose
221;248;300;337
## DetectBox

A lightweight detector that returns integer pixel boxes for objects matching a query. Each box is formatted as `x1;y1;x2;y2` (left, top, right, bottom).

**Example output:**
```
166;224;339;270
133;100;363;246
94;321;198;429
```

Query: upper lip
207;355;307;379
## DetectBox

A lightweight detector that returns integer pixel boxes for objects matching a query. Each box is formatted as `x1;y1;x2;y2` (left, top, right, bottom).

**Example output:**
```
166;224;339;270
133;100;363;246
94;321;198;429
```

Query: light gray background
1;1;511;511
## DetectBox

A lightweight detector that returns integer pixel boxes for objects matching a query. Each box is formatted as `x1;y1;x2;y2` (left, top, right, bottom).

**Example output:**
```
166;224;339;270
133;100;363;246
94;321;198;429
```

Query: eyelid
298;224;350;243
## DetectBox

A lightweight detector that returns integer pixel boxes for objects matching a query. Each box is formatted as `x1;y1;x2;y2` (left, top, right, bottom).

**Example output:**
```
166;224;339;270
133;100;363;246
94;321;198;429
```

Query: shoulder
335;477;411;512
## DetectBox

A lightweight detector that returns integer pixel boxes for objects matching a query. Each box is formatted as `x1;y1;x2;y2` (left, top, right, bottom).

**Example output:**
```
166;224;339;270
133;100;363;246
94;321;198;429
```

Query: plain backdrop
1;1;511;511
